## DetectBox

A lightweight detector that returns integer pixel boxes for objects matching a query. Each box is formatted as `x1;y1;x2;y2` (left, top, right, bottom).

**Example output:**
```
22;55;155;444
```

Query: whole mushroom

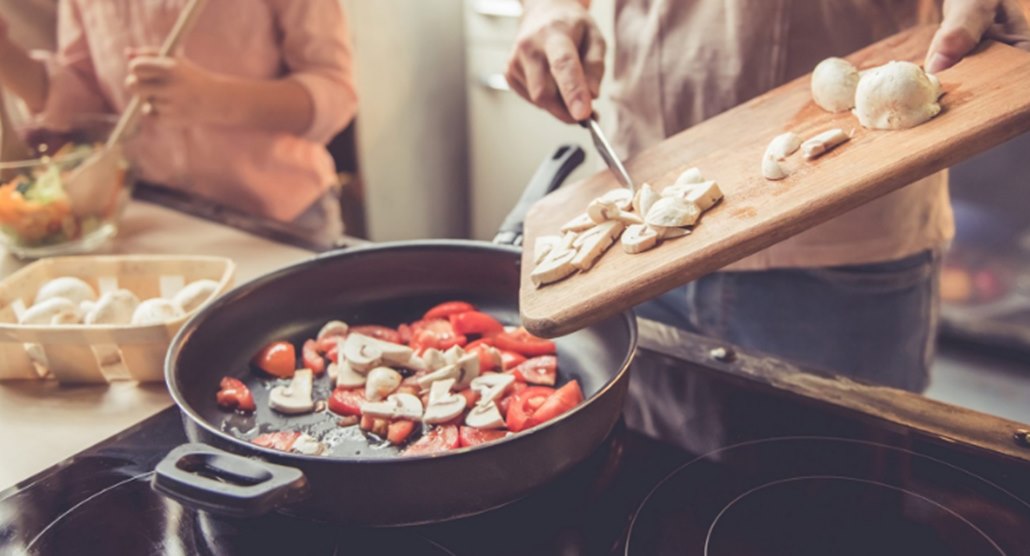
34;277;97;306
811;57;861;113
853;61;942;130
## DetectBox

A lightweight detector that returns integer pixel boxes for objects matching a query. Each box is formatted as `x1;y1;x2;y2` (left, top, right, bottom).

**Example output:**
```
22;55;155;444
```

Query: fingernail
569;99;587;120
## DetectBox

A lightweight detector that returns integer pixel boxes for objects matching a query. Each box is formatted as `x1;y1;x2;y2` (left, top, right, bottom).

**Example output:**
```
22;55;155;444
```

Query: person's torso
610;0;952;269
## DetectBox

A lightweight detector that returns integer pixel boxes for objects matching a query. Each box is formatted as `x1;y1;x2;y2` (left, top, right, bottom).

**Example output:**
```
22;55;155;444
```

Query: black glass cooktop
3;351;1029;556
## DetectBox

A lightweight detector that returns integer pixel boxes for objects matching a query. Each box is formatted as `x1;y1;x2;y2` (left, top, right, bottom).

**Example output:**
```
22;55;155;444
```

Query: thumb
125;46;161;60
925;0;996;73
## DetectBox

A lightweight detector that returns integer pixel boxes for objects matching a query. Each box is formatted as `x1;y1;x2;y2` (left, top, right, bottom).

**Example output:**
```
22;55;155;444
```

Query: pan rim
165;239;638;464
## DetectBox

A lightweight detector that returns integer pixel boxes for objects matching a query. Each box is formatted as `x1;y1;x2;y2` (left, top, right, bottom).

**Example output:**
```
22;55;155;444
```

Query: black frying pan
152;146;637;526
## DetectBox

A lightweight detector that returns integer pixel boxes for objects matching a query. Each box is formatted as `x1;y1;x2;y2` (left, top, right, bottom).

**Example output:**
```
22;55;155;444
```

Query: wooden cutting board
520;25;1030;338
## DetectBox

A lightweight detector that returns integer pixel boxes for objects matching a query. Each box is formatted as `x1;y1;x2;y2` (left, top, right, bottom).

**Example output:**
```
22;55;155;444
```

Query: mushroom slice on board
587;197;621;224
762;154;789;181
572;221;624;248
596;188;633;210
531;248;578;287
560;213;595;233
331;359;366;388
765;132;802;160
683;180;723;212
612;210;644;225
422;379;467;424
365;366;403;401
465;401;506;429
622;224;660;254
632;183;659;216
802;129;849;159
361;392;424;420
572;222;622;271
533;235;561;265
269;369;315;415
653;225;691;240
646;197;702;228
674;167;704;186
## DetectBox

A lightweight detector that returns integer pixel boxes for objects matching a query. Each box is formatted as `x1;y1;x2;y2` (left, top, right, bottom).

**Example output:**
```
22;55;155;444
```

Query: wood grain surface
520;26;1030;338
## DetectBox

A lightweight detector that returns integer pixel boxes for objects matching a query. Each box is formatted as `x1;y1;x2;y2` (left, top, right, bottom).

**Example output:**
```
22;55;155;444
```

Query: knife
580;117;635;193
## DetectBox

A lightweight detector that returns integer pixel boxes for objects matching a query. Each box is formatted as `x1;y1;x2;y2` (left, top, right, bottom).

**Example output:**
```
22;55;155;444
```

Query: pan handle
494;144;585;247
151;443;308;518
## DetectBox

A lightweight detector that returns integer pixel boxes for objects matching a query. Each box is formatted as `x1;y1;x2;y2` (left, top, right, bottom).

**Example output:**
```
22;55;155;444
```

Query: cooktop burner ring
625;435;1030;556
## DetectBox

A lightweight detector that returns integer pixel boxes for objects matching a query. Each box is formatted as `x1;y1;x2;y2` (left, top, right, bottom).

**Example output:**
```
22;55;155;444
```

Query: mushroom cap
35;277;97;306
364;366;402;401
317;320;349;340
172;279;220;313
811;57;860;113
20;298;79;325
131;298;184;325
86;289;140;325
853;61;942;130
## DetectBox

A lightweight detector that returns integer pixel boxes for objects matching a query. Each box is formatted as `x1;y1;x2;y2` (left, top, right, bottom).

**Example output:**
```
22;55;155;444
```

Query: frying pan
152;146;638;526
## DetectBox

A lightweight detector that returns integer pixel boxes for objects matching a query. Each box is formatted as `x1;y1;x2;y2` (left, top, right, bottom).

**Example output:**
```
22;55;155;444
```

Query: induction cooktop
3;349;1028;556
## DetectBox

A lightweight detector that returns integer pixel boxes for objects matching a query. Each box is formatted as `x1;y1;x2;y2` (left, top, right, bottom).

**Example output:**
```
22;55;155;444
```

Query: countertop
0;200;315;490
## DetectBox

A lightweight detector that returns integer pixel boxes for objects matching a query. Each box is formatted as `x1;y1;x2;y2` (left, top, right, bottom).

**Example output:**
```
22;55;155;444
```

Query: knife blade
580;117;635;193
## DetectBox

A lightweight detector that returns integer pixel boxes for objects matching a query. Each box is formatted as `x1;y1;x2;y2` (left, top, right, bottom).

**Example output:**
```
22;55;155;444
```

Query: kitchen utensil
0;91;33;182
580;116;634;192
0;255;235;383
520;25;1030;338
63;0;207;218
152;146;638;526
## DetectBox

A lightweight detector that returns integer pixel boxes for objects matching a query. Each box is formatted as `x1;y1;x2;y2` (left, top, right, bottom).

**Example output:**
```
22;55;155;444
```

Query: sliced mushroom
765;132;802;161
596;188;633;210
290;434;326;456
762;155;788;181
342;333;383;373
423;379;467;424
443;345;466;366
20;298;79;325
560;213;595;233
454;352;481;389
416;363;460;389
801;128;849;159
395;352;428;373
612;210;644;225
572;221;624;248
35;277;97;306
621;224;659;254
131;298;184;325
172;279;220;314
350;333;414;366
330;359;366;388
470;373;515;405
421;348;447;371
361;392;424;420
632;183;659;216
587;198;620;224
531;248;577;287
572;221;622;270
269;369;315;415
653;225;691;240
533;235;561;265
674;167;705;186
683;181;723;212
645;197;701;228
317;320;349;340
465;401;505;429
365;366;403;401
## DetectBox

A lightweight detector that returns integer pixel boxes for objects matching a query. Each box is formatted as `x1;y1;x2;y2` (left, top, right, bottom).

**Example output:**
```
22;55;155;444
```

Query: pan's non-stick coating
169;241;633;462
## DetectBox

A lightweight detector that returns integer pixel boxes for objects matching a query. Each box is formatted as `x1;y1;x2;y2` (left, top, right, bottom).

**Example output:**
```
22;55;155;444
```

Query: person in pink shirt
0;0;357;242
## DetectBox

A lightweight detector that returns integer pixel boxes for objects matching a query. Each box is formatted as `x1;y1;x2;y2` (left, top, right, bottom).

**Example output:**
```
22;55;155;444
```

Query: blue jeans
635;249;942;391
625;250;942;452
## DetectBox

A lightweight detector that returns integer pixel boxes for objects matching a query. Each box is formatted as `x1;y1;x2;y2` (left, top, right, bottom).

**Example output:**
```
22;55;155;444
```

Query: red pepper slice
423;301;476;321
328;387;366;416
492;327;556;357
216;377;256;412
449;311;504;337
409;319;467;352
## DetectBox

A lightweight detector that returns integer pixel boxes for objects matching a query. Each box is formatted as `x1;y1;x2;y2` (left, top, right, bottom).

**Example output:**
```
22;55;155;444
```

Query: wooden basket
0;255;235;383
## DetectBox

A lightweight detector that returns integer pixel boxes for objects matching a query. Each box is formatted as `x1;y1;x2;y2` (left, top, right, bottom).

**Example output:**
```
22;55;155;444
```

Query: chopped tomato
252;431;301;452
251;341;296;378
350;325;403;345
387;420;416;445
492;327;556;357
302;339;326;375
328;387;365;416
450;311;504;337
509;355;557;386
424;301;476;321
498;382;528;415
216;377;256;412
459;388;480;407
409;319;467;352
505;386;556;432
316;335;341;354
361;415;389;437
404;425;460;455
397;323;413;344
459;427;508;448
525;380;584;429
500;350;527;370
466;339;500;371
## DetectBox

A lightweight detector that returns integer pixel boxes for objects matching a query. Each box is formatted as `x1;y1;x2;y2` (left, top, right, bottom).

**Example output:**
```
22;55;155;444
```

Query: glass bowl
0;115;134;259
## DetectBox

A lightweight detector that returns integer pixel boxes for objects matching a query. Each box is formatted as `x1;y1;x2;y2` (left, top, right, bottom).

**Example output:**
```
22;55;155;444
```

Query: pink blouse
39;0;357;222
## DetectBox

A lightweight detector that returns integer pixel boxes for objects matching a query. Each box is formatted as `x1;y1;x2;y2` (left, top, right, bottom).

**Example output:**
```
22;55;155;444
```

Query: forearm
0;36;48;112
209;75;314;135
